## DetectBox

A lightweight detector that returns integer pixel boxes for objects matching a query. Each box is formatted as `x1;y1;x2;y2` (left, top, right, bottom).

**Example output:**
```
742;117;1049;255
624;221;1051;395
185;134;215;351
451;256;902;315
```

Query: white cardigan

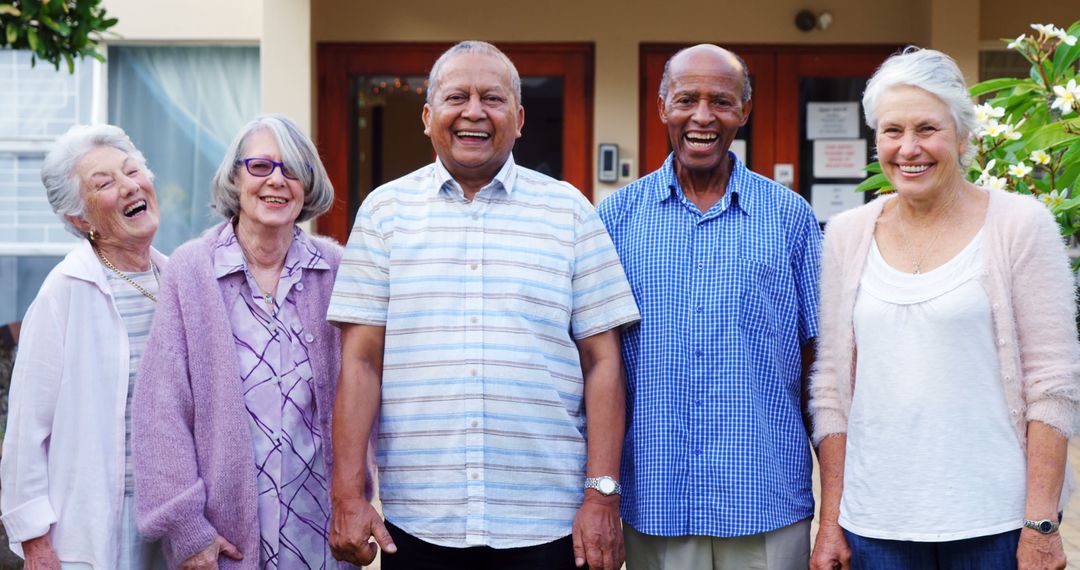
1;239;166;568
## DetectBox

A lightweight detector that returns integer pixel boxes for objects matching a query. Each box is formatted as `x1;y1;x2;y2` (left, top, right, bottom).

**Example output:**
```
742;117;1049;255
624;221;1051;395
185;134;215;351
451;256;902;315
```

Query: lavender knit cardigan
809;187;1080;448
133;223;364;568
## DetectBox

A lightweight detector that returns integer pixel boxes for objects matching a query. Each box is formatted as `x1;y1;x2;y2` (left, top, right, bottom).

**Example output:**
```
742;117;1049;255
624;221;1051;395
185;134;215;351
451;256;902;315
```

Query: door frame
640;44;900;192
316;42;594;242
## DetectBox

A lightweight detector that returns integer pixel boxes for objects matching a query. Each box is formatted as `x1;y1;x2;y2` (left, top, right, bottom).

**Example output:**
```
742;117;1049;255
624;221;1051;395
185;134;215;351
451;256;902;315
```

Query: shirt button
697;262;705;269
470;420;479;428
695;306;704;313
694;448;702;455
998;338;1006;346
304;333;315;343
470;472;479;480
296;283;304;291
470;369;478;377
1011;409;1019;415
470;263;478;270
472;213;480;221
695;399;703;406
694;350;703;357
470;316;479;324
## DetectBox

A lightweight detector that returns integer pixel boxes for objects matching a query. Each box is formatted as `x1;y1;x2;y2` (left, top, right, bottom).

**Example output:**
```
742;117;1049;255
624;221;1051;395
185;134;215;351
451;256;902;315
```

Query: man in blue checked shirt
326;41;641;570
597;44;823;569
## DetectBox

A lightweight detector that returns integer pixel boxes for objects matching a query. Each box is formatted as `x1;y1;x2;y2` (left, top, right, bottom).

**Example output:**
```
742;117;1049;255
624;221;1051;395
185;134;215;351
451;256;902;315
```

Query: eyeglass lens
245;158;299;180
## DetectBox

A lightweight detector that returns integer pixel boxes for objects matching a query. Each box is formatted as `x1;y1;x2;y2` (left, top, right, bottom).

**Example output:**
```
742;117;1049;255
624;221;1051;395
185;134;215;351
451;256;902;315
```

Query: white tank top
841;229;1026;541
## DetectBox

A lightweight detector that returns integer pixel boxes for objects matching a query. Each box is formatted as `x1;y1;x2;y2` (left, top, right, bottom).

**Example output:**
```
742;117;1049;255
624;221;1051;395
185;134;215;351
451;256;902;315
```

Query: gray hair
426;41;522;107
210;114;334;223
659;46;752;103
862;46;977;168
41;124;153;238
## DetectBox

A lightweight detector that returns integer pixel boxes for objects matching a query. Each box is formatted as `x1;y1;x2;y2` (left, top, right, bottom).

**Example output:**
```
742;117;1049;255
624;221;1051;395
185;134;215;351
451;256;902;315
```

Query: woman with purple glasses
133;114;368;569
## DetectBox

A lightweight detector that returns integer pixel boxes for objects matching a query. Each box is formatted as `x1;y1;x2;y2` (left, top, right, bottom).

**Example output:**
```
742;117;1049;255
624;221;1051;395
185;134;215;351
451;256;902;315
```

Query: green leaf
1051;35;1080;74
855;172;893;193
26;27;39;52
970;77;1032;98
63;52;74;74
0;4;21;16
1024;120;1080;153
865;161;882;174
5;23;17;45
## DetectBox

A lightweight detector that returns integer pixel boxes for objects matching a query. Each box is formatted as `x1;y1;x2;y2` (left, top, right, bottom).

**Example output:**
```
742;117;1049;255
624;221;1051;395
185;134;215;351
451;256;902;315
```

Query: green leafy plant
857;20;1080;247
0;0;118;72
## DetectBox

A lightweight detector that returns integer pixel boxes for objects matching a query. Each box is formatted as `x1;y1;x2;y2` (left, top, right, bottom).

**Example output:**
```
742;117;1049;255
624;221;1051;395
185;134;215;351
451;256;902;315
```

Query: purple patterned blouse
212;223;334;569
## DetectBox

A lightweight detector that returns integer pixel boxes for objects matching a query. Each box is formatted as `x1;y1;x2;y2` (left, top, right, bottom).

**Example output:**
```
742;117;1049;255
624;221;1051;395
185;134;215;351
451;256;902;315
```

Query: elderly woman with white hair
1;124;165;568
809;47;1080;570
133;114;362;570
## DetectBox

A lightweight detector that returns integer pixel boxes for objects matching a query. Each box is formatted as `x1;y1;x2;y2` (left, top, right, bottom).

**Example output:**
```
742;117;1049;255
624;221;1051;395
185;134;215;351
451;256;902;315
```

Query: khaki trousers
624;518;812;570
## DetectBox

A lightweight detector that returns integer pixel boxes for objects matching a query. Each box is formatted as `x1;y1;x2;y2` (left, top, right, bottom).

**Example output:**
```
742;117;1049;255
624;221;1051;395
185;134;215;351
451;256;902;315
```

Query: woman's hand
809;522;850;570
1017;527;1066;570
22;535;60;570
180;535;243;570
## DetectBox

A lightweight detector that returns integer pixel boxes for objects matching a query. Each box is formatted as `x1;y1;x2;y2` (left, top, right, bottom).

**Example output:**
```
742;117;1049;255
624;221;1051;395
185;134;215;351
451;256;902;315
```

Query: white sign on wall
807;102;861;140
811;184;864;222
813;139;867;179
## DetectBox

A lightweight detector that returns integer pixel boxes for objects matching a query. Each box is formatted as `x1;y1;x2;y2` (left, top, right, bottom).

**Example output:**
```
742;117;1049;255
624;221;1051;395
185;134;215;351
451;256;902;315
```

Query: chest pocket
739;257;776;338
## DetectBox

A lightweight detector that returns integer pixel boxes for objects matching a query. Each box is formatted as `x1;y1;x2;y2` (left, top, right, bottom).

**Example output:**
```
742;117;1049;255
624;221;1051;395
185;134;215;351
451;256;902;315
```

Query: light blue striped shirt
328;155;640;548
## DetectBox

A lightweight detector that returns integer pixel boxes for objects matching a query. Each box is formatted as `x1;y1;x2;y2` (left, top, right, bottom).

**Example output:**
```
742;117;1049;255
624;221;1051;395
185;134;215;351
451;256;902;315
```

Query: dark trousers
844;528;1021;570
382;520;580;570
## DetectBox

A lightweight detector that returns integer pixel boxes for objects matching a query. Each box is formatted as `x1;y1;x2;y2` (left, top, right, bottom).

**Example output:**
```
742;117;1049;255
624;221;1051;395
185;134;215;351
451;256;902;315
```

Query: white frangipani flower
1031;23;1057;38
985;176;1008;191
975;103;1006;124
1008;162;1033;178
1053;28;1078;46
1040;188;1067;210
1030;149;1051;165
1008;34;1027;49
1051;79;1079;114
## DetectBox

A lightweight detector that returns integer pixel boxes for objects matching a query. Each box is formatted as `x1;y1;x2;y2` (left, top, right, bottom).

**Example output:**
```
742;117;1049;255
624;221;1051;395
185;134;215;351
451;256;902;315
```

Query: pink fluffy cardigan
809;187;1080;449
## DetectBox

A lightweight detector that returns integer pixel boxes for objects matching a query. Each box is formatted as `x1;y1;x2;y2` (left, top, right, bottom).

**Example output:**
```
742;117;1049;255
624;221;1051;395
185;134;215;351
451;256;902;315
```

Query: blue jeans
844;528;1020;570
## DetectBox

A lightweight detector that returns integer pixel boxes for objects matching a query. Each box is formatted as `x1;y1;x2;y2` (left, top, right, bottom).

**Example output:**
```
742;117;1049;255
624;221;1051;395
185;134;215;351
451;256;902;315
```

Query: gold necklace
95;247;159;302
895;188;962;274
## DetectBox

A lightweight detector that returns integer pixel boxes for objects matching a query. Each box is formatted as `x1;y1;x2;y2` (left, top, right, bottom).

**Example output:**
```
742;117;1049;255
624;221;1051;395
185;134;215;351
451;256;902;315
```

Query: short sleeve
569;199;641;339
790;204;823;344
327;201;391;326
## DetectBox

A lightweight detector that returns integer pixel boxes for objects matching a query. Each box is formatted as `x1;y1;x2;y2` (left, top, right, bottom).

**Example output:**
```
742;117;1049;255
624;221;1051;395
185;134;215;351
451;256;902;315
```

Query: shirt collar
430;153;518;199
653;151;755;216
211;221;329;279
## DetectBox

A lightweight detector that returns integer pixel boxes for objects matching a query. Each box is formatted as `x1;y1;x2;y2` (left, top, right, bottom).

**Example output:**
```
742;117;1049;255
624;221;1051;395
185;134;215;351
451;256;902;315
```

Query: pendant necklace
895;188;961;274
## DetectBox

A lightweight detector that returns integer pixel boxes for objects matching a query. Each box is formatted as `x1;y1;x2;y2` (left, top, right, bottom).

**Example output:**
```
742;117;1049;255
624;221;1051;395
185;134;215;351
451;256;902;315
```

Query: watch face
1039;521;1054;533
598;478;616;495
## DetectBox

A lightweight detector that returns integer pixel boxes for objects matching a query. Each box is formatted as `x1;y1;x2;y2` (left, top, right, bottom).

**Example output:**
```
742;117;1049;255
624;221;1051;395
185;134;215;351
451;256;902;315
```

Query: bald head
660;44;751;103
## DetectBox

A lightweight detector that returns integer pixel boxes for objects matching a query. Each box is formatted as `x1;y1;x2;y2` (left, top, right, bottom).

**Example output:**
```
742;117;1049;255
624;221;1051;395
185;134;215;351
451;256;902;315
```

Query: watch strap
1023;518;1060;534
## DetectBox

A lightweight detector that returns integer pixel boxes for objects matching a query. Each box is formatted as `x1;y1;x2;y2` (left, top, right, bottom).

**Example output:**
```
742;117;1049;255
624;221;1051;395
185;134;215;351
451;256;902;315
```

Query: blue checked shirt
597;153;822;538
328;155;640;548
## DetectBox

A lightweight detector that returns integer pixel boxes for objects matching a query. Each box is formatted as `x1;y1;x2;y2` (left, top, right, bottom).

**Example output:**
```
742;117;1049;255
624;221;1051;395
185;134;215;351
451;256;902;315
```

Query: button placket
463;202;486;542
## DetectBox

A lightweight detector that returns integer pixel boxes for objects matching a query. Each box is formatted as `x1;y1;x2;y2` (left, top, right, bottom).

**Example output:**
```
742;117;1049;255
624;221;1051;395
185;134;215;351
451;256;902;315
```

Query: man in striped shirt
327;41;640;570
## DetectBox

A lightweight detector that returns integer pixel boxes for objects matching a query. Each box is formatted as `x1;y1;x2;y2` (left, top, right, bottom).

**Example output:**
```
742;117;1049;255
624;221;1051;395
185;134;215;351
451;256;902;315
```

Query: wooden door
317;43;594;242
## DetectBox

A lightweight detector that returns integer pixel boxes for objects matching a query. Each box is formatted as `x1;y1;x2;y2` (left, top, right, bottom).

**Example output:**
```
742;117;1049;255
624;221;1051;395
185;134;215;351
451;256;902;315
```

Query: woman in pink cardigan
809;48;1080;570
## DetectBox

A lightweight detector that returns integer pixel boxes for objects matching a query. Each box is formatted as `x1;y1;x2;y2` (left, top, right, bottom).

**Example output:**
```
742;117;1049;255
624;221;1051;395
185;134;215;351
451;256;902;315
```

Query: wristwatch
584;475;621;496
1023;518;1060;534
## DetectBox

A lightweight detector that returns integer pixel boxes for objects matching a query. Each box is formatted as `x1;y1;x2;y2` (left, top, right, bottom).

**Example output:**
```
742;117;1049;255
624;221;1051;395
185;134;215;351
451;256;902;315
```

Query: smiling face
874;85;966;199
422;51;524;190
236;128;305;230
74;145;159;248
659;47;751;176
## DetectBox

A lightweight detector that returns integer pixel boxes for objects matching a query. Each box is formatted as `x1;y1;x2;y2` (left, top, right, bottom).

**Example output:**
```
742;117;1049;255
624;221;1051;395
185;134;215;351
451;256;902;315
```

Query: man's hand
330;497;397;566
22;535;60;570
1017;527;1066;570
571;493;623;570
809;522;850;570
179;535;243;570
